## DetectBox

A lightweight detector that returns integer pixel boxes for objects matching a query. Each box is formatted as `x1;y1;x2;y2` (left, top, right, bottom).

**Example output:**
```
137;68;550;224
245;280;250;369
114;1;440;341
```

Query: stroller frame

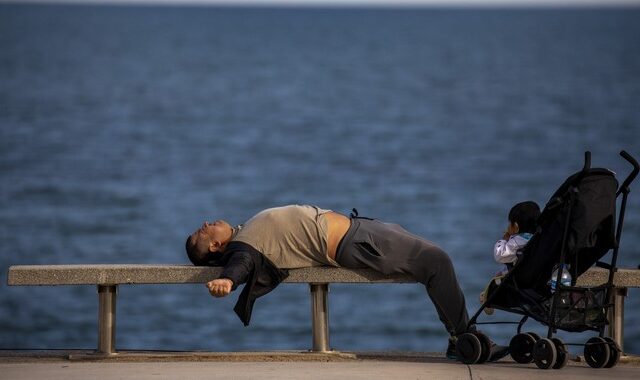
455;151;639;369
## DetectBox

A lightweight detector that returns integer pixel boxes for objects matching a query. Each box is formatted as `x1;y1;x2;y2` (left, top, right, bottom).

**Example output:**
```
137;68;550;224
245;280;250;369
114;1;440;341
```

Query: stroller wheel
474;332;491;364
533;338;557;369
584;337;611;368
456;333;482;364
509;333;536;364
551;338;569;369
603;337;621;368
526;332;541;341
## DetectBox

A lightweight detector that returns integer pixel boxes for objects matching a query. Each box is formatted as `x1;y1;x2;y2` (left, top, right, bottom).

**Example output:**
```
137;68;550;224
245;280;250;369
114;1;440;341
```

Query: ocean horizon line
2;0;640;10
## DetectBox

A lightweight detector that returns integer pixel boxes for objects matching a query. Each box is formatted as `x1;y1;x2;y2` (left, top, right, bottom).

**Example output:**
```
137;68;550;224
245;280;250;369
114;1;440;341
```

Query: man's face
191;220;232;254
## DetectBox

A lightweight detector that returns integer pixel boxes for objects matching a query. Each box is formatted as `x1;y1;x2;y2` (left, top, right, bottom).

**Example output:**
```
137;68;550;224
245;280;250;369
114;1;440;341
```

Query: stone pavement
1;350;639;380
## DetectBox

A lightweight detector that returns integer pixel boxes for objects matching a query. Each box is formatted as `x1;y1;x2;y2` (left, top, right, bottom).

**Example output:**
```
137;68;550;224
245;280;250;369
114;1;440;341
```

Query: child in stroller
455;151;639;370
480;201;540;315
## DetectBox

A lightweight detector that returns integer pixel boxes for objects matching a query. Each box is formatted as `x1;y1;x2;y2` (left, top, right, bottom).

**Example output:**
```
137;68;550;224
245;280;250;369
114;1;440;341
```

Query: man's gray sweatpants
335;217;470;337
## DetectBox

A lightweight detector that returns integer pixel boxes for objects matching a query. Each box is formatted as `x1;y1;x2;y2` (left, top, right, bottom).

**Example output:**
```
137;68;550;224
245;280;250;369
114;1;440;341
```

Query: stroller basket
547;285;610;332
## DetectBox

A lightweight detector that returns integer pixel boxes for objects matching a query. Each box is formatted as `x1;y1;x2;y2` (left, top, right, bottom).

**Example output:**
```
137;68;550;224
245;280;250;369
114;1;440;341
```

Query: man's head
508;201;541;234
185;220;234;266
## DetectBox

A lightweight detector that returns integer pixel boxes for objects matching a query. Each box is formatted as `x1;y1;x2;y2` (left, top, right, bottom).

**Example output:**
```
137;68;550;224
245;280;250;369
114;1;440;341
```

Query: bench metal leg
97;285;118;355
607;287;627;353
310;283;330;352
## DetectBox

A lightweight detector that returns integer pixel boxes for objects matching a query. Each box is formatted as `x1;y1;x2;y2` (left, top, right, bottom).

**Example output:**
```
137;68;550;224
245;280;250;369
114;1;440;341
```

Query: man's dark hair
508;201;541;234
185;235;209;266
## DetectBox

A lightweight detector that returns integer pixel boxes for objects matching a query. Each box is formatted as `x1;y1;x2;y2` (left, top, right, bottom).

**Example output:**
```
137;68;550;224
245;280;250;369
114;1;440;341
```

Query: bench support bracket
97;284;118;355
310;283;330;352
607;286;627;353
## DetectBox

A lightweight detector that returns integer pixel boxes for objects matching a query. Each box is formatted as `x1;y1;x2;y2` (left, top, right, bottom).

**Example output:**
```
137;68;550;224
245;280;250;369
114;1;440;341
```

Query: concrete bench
6;265;639;356
7;265;414;355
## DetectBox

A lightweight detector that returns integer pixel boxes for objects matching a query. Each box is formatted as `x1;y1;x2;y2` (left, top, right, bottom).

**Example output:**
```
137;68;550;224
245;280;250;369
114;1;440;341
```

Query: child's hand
503;222;519;240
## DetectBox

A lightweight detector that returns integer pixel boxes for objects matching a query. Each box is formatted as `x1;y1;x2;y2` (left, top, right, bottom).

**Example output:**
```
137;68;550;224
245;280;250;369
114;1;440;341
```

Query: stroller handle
582;151;591;173
619;150;639;193
573;151;592;185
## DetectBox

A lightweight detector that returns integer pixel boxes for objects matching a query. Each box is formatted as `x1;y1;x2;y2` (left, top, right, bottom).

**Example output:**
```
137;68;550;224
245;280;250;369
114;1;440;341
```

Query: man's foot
446;336;459;360
445;334;510;362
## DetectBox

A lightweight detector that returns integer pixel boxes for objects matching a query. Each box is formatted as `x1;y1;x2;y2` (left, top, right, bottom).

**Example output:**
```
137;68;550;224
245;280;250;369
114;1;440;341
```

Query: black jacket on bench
204;241;289;326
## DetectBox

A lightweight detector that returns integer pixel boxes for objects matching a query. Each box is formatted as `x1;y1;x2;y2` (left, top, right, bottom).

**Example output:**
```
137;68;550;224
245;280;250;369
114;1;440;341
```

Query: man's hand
207;278;233;298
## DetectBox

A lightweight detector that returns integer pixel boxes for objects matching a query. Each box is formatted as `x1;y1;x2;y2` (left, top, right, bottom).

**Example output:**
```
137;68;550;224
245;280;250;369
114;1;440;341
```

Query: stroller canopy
515;168;618;290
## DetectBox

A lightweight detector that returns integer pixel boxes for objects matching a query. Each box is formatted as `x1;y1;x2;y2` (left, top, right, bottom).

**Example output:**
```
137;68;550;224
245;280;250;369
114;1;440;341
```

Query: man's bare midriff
324;211;351;261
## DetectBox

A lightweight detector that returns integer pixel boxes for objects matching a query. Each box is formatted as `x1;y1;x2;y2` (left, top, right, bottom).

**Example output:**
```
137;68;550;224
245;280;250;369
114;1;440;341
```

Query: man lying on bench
185;204;509;362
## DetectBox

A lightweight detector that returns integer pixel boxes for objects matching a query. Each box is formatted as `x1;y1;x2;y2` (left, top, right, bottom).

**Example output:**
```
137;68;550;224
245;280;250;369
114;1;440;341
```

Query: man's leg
335;218;470;336
407;241;471;336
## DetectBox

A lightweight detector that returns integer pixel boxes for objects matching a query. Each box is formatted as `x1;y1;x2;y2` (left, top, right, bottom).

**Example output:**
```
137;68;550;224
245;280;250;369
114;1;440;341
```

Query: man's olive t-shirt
232;205;340;269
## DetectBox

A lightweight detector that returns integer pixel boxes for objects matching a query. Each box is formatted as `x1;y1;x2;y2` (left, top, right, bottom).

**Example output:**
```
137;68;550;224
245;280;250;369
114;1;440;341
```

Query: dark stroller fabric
510;169;618;293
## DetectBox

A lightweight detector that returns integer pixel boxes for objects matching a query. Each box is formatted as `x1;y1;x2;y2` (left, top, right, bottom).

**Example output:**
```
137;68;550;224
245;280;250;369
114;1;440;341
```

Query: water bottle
549;264;572;291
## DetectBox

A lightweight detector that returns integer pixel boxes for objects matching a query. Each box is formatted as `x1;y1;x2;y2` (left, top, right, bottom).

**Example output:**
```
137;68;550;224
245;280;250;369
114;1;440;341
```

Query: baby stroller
456;151;639;369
